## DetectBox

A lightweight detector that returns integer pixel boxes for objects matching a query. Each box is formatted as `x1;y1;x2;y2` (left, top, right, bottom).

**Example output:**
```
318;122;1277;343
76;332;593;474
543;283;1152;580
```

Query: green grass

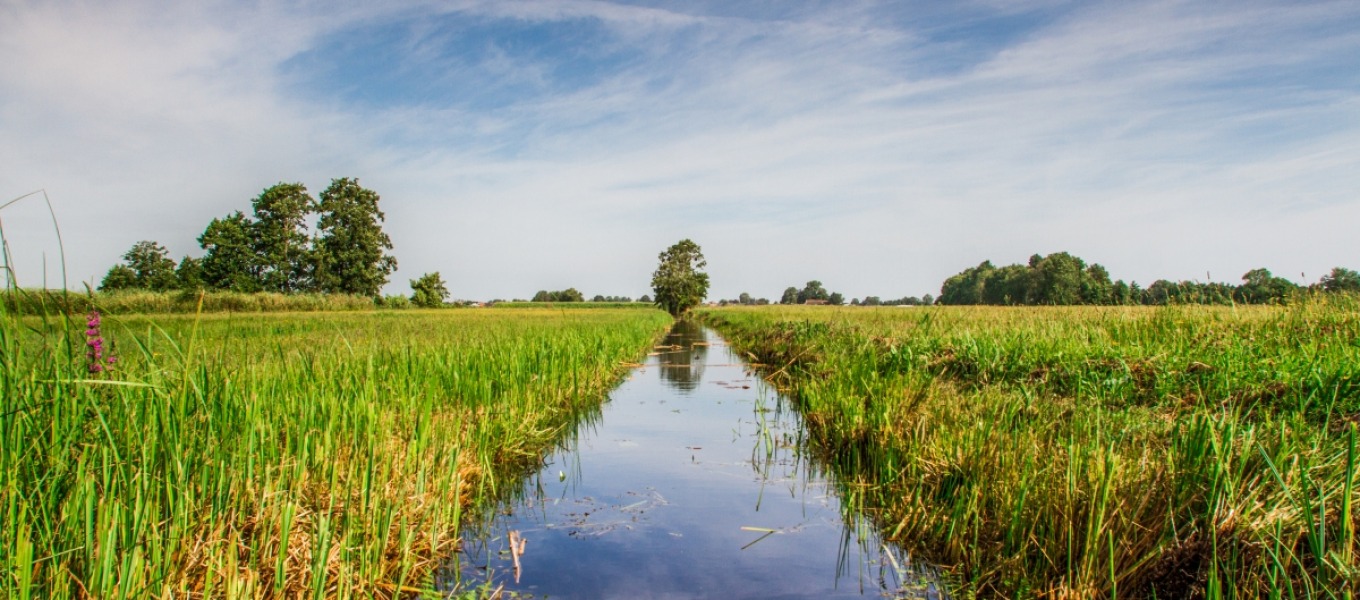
1;289;383;315
700;298;1360;598
1;306;672;598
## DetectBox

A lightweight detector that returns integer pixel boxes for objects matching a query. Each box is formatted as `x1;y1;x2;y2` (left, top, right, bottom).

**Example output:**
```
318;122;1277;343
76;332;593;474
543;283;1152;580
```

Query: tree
780;287;798;304
638;294;652;303
939;261;994;305
651;239;710;316
797;280;829;304
1032;252;1086;305
738;292;752;305
533;288;583;302
199;211;261;292
1321;267;1360;293
99;265;137;291
176;256;204;290
313;178;397;297
828;291;845;306
108;240;178;291
1237;268;1297;304
251;182;315;293
410;272;449;308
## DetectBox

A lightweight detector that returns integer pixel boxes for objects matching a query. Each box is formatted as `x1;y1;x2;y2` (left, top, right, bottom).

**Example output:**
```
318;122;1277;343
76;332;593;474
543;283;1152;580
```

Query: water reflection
657;318;707;392
450;324;945;599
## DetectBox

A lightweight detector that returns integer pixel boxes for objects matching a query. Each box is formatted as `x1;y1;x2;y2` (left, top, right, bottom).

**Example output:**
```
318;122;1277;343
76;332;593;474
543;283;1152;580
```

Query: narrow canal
454;320;942;599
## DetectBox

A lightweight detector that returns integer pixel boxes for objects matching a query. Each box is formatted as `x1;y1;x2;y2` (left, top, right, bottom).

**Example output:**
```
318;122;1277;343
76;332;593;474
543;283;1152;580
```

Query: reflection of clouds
455;323;947;599
658;320;707;393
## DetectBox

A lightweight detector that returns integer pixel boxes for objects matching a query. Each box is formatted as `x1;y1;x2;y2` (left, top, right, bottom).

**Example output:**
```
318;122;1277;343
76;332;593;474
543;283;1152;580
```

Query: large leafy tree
780;287;798;305
199;211;262;292
651;239;710;317
251;182;315;293
100;240;178;291
410;272;449;308
313;178;397;297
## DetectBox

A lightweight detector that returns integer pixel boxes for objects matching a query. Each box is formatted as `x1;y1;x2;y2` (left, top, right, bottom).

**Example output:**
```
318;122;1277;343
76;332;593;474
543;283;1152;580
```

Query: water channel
452;321;943;599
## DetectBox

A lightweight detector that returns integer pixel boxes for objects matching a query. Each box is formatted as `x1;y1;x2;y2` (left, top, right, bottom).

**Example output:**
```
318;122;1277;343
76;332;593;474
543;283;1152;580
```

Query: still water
453;320;942;599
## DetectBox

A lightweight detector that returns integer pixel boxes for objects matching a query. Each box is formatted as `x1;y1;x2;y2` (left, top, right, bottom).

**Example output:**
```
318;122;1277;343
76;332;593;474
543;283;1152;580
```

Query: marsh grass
702;298;1360;598
1;289;386;315
0;305;671;598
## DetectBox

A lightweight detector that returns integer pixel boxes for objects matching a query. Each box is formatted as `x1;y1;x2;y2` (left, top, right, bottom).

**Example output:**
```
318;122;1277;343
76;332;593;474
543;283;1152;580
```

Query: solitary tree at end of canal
651;239;710;317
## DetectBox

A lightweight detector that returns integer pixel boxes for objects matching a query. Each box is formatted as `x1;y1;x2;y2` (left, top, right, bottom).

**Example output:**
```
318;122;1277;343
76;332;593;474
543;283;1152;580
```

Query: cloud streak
1;0;1356;300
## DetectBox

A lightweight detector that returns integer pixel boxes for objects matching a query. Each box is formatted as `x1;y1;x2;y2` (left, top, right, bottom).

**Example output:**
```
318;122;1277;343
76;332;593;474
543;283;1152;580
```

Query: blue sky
2;0;1357;301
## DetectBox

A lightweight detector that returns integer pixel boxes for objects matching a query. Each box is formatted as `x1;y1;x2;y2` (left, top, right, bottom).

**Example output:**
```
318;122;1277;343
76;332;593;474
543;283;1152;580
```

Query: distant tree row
778;280;845;305
718;292;771;306
519;287;652;302
531;288;584;302
938;252;1360;305
100;179;399;298
721;283;933;308
852;294;934;306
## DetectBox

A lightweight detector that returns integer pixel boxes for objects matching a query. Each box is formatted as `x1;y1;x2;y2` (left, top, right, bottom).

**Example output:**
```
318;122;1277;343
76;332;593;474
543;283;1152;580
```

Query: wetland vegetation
1;306;671;598
700;299;1360;598
7;218;1360;598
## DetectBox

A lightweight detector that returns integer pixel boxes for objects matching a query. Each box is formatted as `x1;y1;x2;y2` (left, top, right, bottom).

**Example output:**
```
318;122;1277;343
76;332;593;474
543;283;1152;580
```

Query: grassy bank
1;307;672;598
1;289;381;315
700;300;1360;598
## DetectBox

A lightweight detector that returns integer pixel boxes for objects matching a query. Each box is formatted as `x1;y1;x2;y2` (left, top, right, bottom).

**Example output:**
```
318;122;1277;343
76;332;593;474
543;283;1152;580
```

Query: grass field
700;299;1360;599
1;306;672;598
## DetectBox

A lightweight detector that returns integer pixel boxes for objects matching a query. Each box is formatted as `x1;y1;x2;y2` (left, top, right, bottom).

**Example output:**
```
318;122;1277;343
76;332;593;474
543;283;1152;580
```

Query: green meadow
700;299;1360;598
1;306;671;598
5;295;1358;598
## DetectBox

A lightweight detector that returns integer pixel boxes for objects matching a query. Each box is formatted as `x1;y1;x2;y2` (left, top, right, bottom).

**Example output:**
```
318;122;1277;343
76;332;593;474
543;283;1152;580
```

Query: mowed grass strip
701;297;1360;599
1;307;672;599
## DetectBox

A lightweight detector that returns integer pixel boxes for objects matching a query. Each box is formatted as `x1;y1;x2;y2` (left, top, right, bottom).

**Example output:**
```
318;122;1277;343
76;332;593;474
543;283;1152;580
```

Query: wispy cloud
1;0;1356;299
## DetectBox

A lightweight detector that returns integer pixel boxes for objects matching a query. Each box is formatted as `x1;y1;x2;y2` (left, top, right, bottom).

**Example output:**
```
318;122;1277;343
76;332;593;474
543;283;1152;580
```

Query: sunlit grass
0;306;671;598
701;297;1360;598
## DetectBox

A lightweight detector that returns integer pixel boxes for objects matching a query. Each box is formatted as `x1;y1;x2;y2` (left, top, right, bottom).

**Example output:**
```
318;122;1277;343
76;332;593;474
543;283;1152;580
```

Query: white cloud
1;0;1356;300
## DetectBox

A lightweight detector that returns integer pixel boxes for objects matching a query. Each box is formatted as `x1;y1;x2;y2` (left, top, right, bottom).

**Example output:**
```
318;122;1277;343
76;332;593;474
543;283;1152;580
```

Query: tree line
101;179;403;299
526;289;650;303
938;251;1360;305
716;281;934;307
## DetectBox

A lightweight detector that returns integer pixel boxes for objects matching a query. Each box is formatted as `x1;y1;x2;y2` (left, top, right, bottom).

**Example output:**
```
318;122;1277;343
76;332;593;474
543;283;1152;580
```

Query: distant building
804;299;829;306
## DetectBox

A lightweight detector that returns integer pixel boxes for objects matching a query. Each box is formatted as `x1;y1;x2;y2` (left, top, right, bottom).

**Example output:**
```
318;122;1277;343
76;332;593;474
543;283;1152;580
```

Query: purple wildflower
84;311;115;374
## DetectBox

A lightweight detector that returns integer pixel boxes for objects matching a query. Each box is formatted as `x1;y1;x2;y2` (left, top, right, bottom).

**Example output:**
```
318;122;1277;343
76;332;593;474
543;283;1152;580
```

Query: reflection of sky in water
453;323;944;599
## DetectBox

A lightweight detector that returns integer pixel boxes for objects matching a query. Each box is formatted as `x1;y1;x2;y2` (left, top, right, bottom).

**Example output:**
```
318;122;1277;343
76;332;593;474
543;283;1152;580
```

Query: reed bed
1;289;382;315
0;306;671;598
701;298;1360;599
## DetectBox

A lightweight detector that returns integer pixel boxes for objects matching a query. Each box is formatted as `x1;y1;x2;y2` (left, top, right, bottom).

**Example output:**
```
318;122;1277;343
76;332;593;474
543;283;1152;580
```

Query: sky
2;0;1357;302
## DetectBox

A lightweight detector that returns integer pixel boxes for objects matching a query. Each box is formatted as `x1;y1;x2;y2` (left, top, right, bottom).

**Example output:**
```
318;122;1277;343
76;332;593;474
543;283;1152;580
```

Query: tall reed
702;298;1360;598
0;306;671;598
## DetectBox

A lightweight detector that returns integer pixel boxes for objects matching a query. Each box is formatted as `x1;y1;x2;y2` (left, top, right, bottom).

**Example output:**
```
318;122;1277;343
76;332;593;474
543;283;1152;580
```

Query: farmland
1;307;672;598
700;299;1360;598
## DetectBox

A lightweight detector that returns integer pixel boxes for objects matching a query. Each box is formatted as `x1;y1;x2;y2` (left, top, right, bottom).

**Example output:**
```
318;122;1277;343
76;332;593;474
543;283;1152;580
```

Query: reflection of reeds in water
745;383;949;598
